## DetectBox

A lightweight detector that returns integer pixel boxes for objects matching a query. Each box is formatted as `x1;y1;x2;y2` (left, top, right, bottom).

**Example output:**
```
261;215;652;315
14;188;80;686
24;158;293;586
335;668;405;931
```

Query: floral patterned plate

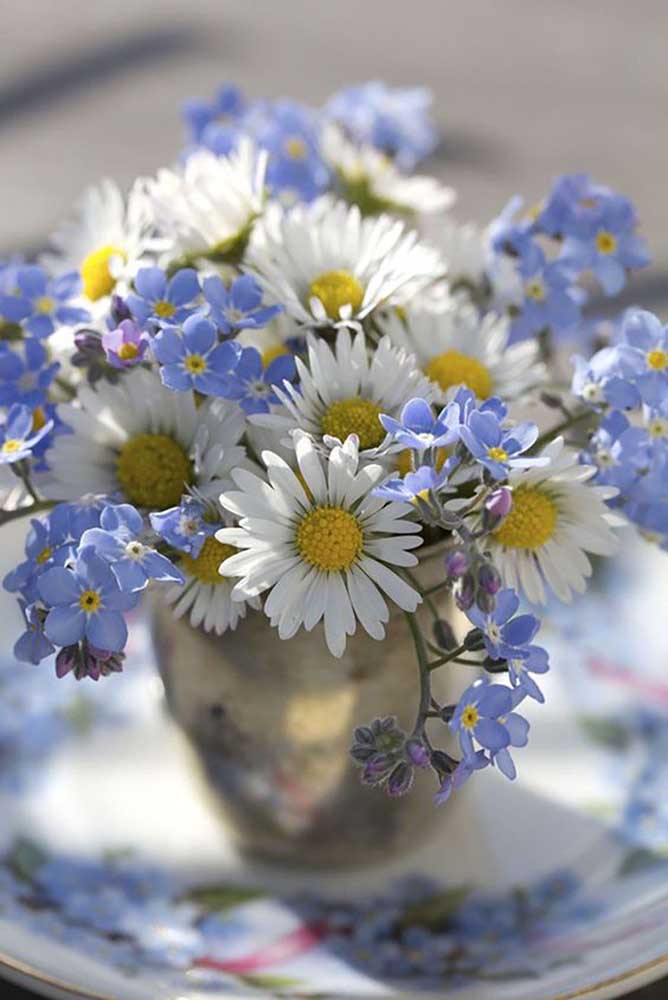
0;528;667;1000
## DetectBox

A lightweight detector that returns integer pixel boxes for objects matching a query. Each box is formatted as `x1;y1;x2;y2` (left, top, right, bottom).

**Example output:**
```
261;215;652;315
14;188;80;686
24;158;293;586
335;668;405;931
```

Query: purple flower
0;266;90;338
379;397;460;451
509;246;583;342
55;641;125;681
38;547;139;652
560;194;650;295
14;601;55;664
434;750;489;805
466;588;540;661
3;504;74;602
101;319;150;370
0;339;60;409
150;496;216;558
0;403;53;464
80;503;184;592
182;83;246;146
449;678;514;758
373;463;452;504
126;267;201;329
153;315;241;395
459;409;545;480
491;688;531;780
507;644;550;703
218;345;296;414
202;274;282;336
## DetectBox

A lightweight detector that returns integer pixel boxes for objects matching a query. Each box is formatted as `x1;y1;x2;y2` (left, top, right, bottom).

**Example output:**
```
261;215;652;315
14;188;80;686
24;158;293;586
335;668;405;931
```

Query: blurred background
0;1;666;996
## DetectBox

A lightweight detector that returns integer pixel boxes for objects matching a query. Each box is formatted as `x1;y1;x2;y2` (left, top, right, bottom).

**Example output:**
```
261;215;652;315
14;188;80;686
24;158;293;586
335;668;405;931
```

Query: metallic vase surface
152;546;460;869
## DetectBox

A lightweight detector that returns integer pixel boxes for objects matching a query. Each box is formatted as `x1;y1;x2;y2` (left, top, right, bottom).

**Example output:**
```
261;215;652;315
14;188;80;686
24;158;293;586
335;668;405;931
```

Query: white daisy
146;139;267;262
217;432;423;657
321;124;456;217
483;437;625;604
246;196;444;330
43;178;153;308
161;506;259;636
254;327;433;458
379;300;543;403
44;369;247;507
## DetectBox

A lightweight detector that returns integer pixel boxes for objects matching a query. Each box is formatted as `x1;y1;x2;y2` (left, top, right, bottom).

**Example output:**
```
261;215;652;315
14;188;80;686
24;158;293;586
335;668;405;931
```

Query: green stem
0;500;55;528
427;643;467;672
532;408;593;453
54;375;77;400
405;611;433;737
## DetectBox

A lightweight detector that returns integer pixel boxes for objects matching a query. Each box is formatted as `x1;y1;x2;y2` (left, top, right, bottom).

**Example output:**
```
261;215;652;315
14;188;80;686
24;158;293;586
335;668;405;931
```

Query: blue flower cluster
5;500;183;679
489;174;650;343
182;81;438;202
573;309;668;542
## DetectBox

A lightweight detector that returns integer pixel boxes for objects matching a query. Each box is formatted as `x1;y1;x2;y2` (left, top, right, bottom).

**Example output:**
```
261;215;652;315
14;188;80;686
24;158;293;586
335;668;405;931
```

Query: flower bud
405;738;430;768
478;562;502;596
463;627;485;651
482;487;513;531
387;761;414;797
454;573;475;611
445;549;469;579
475;587;496;614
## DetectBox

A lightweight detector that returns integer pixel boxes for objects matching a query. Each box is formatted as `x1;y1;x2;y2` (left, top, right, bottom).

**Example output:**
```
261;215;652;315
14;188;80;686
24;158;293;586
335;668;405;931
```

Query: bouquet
0;80;658;806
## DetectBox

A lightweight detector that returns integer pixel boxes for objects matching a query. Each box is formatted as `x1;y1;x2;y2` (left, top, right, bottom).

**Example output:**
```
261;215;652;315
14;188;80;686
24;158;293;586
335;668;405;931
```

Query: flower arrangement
0;80;659;808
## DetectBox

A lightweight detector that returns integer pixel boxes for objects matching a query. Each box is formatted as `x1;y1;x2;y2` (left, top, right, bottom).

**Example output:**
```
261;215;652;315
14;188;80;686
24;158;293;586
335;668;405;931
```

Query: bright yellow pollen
284;136;308;159
80;245;126;301
34;296;55;315
647;349;668;371
184;354;207;374
31;406;47;432
525;279;546;301
79;589;102;613
526;200;543;222
461;705;479;729
154;299;176;319
2;439;21;454
424;350;493;399
494;486;558;550
181;537;237;585
397;446;449;477
116;433;192;509
36;546;53;565
596;230;617;255
320;397;384;450
296;506;363;572
488;446;508;462
414;488;431;505
308;270;365;320
262;344;290;368
117;342;139;361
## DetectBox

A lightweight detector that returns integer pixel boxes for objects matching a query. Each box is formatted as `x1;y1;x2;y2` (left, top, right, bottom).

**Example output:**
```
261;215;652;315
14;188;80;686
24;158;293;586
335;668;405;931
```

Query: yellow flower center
487;446;508;462
396;446;449;477
284;136;308;159
79;589;102;613
154;300;176;319
117;342;139;361
116;433;192;509
2;439;21;455
184;354;207;375
181;537;237;585
494;485;558;550
424;350;493;399
595;230;617;255
32;406;47;432
461;705;479;729
36;546;53;565
308;270;365;320
524;279;546;301
80;245;126;301
296;505;363;572
261;344;290;368
320;397;384;450
647;349;668;370
35;296;55;315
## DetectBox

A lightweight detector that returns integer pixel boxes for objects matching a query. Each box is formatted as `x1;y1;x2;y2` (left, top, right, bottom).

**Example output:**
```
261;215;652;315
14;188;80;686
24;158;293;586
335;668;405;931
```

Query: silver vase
151;545;462;869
